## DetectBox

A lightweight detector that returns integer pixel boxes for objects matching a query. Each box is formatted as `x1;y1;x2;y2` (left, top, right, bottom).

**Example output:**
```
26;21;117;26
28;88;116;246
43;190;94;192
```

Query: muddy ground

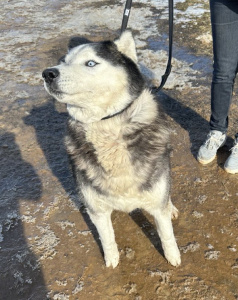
1;0;238;299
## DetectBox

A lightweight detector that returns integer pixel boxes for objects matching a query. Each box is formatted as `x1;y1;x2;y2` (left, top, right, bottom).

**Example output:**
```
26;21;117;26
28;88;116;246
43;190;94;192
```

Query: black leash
121;0;174;91
121;0;133;33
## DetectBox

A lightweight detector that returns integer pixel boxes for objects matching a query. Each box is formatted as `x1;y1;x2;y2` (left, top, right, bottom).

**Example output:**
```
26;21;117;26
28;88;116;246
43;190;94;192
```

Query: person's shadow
0;131;48;300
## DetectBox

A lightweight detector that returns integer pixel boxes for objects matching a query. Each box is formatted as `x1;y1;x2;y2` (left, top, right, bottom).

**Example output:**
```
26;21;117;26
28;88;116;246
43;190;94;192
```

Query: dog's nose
42;68;59;83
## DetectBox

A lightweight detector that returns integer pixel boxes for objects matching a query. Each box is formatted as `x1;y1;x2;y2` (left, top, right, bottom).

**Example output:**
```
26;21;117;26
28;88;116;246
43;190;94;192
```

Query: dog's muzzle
42;68;60;84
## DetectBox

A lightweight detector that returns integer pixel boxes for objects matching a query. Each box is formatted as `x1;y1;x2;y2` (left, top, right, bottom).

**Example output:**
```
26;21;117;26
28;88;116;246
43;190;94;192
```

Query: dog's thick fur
43;31;181;268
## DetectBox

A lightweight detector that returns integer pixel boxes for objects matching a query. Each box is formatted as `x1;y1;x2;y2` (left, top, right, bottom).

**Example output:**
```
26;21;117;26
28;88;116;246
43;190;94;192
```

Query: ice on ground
123;282;137;294
56;220;75;230
72;281;84;295
34;225;60;260
205;250;220;260
192;211;204;218
180;242;200;253
149;270;171;284
53;293;69;300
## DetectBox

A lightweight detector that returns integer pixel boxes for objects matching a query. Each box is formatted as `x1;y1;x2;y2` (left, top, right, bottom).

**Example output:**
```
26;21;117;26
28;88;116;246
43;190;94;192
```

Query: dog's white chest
85;123;136;194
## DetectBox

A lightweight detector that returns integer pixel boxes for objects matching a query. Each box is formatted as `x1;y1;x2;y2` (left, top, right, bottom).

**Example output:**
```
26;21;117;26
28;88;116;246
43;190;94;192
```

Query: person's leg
197;0;238;165
210;0;238;132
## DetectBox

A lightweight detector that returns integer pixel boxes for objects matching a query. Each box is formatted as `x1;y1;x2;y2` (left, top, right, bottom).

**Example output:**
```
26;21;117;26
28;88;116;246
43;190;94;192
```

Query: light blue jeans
209;0;238;137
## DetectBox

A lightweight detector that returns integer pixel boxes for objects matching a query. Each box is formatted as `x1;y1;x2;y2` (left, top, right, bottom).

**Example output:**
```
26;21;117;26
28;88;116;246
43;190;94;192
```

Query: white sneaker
197;130;227;165
224;137;238;174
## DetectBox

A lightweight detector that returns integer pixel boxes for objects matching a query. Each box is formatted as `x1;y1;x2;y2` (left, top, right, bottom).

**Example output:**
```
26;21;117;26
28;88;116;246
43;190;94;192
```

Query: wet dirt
0;0;238;299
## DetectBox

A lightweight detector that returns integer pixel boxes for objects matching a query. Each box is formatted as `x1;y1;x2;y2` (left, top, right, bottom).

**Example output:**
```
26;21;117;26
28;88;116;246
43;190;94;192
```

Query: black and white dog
42;31;181;268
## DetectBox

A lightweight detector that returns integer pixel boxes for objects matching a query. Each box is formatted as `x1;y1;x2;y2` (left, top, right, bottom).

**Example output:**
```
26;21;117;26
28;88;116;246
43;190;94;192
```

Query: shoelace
204;134;223;150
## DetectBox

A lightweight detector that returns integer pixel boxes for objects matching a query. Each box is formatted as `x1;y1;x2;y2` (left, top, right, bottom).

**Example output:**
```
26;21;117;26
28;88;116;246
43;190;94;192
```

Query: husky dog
42;31;181;268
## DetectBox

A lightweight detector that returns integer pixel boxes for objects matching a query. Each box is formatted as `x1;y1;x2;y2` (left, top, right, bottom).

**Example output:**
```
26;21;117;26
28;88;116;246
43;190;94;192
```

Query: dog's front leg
148;207;181;267
87;210;119;268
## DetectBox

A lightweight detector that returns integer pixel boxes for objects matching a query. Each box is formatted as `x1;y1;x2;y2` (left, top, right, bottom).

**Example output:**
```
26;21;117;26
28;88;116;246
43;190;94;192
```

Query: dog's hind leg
87;210;119;268
147;204;181;267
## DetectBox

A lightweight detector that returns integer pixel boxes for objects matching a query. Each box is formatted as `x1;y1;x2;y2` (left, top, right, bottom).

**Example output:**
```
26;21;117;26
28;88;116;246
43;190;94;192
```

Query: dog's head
42;31;145;122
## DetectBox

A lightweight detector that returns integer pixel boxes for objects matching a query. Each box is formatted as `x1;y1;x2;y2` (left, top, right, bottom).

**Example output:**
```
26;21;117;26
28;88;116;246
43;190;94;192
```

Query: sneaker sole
197;155;216;165
197;138;227;165
224;166;238;174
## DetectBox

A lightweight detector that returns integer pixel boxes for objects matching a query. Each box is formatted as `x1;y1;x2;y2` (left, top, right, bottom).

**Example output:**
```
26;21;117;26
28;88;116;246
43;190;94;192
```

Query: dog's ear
114;30;137;63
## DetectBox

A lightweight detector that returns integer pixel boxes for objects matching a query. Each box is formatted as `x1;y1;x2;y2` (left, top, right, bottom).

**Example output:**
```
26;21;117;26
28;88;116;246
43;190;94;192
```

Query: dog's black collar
101;100;133;120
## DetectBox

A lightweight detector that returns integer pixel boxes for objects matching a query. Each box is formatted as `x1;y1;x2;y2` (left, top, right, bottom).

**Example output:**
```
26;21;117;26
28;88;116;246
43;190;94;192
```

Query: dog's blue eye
86;60;97;67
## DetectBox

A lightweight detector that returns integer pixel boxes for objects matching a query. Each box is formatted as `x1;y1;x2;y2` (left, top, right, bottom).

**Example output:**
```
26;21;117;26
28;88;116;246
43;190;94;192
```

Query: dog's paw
171;205;179;220
104;246;120;268
162;238;181;267
166;251;181;267
164;245;181;267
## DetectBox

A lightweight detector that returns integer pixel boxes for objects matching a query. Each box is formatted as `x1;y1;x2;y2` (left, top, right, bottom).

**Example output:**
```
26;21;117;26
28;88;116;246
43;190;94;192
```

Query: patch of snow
180;242;200;253
53;293;69;300
34;225;60;260
205;250;220;260
72;281;84;295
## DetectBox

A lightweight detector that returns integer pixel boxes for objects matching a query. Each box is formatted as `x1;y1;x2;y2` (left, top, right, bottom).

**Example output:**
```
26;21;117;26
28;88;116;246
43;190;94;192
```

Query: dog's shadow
130;209;164;255
157;91;209;156
24;101;103;255
155;91;234;163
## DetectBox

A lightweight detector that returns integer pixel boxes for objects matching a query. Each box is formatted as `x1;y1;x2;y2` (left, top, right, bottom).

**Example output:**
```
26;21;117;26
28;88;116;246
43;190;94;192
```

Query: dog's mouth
44;81;64;97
